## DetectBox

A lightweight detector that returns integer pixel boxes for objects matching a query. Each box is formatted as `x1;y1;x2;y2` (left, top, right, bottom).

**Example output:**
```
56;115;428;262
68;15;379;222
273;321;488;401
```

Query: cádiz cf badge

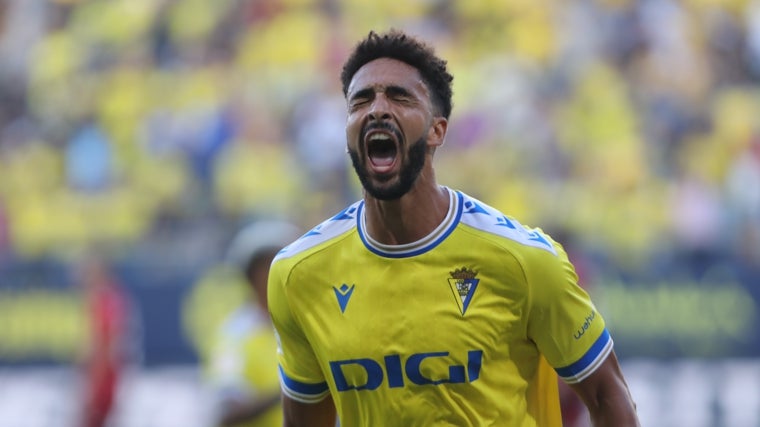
448;267;479;316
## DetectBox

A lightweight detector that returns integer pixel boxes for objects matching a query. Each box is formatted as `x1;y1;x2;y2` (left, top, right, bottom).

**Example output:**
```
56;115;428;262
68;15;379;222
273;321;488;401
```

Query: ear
427;116;448;148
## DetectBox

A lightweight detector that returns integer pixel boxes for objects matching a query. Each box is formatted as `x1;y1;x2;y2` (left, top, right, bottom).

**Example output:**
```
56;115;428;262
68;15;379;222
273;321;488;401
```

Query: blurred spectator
725;135;760;260
0;198;10;262
65;120;114;193
669;168;725;278
205;219;301;427
289;86;355;207
745;0;760;78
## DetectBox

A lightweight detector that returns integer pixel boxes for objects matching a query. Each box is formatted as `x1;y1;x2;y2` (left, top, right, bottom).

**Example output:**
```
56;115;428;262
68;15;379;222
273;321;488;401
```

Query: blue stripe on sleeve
278;365;329;396
555;328;612;381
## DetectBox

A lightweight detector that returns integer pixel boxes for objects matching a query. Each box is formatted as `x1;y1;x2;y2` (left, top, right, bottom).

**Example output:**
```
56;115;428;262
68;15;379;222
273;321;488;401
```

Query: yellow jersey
268;187;612;426
207;305;282;427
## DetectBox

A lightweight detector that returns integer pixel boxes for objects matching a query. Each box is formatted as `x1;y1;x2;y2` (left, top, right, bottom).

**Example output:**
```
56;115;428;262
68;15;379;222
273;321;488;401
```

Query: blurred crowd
0;0;759;283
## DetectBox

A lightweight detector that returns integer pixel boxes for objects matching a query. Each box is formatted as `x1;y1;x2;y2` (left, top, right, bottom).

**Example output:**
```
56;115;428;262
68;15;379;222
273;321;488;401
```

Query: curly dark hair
340;29;454;119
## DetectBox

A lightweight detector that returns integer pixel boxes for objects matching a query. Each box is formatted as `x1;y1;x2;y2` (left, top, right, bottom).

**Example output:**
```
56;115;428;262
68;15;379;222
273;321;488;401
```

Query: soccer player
79;255;131;427
268;29;640;426
207;220;301;427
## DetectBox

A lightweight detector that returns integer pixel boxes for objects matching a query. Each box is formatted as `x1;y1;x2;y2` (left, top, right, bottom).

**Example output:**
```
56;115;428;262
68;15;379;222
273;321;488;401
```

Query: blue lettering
574;310;596;340
330;350;483;392
468;350;483;381
407;352;450;385
330;358;384;391
384;354;404;388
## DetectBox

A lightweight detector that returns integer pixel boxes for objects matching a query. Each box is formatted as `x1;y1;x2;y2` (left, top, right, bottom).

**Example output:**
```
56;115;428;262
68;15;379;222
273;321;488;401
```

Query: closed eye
348;86;415;110
349;88;374;110
385;86;413;102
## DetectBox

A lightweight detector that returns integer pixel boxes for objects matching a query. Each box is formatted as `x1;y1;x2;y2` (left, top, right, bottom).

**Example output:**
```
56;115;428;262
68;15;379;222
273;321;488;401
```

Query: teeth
368;133;391;141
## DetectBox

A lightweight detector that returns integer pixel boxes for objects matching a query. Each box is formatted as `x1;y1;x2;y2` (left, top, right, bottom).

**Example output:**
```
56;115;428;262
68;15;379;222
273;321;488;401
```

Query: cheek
345;128;355;151
402;112;430;135
405;123;429;144
345;119;361;149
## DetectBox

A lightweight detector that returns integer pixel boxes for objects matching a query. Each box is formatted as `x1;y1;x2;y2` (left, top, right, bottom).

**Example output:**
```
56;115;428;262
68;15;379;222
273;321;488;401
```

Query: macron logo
333;284;355;313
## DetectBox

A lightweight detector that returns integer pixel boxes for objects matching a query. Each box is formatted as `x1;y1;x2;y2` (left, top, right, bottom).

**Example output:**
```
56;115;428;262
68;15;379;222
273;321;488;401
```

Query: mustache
360;122;403;144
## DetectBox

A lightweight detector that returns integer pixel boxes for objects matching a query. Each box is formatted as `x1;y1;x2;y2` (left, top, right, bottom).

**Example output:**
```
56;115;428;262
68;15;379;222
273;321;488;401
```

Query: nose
368;93;392;122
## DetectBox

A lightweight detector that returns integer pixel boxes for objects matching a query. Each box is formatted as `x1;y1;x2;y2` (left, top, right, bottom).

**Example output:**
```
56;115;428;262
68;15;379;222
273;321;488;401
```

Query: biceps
282;393;337;427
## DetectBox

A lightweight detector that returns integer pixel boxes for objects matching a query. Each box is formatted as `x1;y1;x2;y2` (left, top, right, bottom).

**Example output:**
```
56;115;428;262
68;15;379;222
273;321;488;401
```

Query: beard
348;135;427;201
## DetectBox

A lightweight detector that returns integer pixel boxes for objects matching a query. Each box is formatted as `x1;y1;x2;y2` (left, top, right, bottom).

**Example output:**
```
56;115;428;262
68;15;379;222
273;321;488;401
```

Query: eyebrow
384;85;413;98
349;85;414;102
349;87;375;102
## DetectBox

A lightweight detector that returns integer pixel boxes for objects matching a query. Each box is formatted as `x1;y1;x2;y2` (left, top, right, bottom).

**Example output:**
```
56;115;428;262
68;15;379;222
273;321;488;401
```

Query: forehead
347;57;428;96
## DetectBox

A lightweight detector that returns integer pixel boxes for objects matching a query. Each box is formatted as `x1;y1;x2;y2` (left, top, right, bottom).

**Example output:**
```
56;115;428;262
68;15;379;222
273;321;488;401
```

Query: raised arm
568;351;640;427
282;393;337;427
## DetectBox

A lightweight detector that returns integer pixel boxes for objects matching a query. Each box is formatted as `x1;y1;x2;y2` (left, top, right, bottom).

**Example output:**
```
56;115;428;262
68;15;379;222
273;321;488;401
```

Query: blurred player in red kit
79;256;130;427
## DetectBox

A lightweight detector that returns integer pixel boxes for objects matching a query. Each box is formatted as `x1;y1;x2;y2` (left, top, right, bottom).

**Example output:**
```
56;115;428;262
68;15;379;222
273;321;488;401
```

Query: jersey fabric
207;304;282;427
268;187;612;427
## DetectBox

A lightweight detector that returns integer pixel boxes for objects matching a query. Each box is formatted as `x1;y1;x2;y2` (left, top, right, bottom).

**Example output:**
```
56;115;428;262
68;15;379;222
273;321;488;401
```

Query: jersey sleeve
267;258;330;402
525;234;613;384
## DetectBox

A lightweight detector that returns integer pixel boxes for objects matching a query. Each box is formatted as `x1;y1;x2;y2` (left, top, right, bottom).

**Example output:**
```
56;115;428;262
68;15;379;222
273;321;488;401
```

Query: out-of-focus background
0;0;759;426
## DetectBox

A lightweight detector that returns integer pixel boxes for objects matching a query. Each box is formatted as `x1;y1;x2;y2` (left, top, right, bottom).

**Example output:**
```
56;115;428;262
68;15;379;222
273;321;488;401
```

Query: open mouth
366;131;398;171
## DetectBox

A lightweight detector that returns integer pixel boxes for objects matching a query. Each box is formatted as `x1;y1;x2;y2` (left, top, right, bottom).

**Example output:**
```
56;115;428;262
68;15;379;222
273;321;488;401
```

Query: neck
362;177;450;245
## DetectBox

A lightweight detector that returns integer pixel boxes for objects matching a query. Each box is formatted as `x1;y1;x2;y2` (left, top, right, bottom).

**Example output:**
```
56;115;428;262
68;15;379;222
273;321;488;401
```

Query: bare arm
282;393;337;427
568;351;640;427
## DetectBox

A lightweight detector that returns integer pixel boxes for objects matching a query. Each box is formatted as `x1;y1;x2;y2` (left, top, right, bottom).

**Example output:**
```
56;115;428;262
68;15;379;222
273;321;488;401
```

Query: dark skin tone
568;352;640;426
220;394;281;427
282;58;640;427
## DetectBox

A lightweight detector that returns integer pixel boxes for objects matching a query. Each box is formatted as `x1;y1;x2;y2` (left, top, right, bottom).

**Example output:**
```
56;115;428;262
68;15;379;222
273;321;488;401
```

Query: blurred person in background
0;202;10;261
268;29;640;427
206;220;301;427
78;254;131;427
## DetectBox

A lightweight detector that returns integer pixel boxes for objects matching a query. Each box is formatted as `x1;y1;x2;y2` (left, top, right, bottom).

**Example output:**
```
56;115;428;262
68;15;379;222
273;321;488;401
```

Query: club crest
448;267;479;316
